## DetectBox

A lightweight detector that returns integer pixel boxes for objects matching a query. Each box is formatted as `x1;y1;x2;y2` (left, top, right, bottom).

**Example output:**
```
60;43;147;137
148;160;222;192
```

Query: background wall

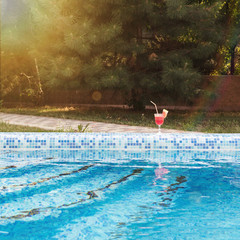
205;76;240;111
4;76;240;111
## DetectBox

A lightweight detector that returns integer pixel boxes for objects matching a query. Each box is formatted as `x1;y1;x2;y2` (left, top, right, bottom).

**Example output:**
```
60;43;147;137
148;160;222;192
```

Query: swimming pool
0;133;240;239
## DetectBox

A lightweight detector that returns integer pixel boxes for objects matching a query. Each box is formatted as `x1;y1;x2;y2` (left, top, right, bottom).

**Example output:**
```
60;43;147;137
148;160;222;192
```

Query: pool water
0;150;240;239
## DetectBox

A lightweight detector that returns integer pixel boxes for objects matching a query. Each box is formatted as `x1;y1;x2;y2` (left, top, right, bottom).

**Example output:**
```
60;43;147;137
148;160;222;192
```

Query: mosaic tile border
1;149;239;165
0;133;239;151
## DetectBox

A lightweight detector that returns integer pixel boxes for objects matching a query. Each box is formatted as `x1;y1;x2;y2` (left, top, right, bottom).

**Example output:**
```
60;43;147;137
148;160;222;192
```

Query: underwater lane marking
0;158;56;172
96;168;143;192
0;165;17;170
0;164;95;191
0;168;144;220
79;168;144;199
154;175;187;207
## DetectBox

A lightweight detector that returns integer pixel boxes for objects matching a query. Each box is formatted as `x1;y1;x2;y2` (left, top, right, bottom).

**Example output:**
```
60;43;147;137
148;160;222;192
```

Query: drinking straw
150;101;159;114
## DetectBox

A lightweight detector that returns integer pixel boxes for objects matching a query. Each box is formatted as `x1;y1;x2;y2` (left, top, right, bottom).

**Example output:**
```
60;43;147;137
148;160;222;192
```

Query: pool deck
0;112;185;133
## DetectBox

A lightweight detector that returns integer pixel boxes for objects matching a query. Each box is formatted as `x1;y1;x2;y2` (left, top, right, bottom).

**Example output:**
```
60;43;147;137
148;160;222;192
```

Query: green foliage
2;0;239;109
213;0;240;74
148;0;221;101
161;55;202;100
77;123;90;132
1;1;45;104
1;49;44;103
56;123;91;132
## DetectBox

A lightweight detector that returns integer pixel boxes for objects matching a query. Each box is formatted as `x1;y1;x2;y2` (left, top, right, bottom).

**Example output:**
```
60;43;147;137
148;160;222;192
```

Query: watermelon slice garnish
162;109;168;118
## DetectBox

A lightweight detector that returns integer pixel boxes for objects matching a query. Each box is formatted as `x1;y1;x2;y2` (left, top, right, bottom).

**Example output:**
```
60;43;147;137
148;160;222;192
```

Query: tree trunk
230;44;237;75
34;58;44;105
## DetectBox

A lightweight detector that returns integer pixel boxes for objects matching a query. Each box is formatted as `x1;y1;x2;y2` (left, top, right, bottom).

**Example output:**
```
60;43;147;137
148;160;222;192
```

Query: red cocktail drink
150;100;168;133
154;113;164;125
154;113;164;133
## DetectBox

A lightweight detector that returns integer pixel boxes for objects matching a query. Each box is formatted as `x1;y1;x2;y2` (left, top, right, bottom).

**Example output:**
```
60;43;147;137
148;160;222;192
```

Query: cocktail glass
154;113;164;133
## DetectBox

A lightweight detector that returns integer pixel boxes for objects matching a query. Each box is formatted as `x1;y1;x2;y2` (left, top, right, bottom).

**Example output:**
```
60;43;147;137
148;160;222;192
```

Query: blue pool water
0;133;240;239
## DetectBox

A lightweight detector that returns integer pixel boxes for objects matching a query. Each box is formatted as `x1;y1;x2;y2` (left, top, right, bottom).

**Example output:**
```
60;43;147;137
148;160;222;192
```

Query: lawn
0;106;240;133
0;121;48;132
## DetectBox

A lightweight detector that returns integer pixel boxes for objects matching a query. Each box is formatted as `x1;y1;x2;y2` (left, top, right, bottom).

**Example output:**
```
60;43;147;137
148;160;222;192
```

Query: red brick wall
4;76;240;111
201;76;240;112
44;76;240;111
44;89;127;105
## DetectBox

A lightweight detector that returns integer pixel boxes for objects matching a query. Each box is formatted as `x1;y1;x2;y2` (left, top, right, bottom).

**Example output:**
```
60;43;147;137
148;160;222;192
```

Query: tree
28;0;153;109
221;0;240;75
203;0;240;74
1;0;44;104
148;0;222;101
26;0;223;109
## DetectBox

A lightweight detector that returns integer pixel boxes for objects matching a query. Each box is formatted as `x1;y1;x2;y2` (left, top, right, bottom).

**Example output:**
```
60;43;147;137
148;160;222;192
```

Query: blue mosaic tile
0;148;239;164
0;133;239;152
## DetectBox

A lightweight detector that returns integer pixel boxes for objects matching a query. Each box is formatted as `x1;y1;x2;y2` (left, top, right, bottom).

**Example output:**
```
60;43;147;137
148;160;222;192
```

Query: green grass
0;121;49;132
0;106;240;133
